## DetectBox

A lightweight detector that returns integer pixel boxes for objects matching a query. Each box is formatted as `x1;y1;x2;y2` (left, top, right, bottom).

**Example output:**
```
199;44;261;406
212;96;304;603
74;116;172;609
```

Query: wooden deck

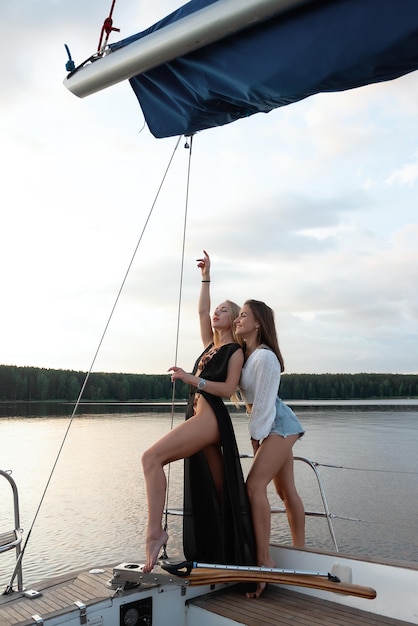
1;567;415;626
188;584;415;626
0;566;117;626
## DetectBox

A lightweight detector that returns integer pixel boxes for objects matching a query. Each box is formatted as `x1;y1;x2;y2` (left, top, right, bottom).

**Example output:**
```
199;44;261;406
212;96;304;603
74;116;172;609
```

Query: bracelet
201;280;211;282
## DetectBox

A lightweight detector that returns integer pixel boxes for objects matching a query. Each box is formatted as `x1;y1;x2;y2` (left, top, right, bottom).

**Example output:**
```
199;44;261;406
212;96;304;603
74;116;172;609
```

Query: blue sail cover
110;0;418;138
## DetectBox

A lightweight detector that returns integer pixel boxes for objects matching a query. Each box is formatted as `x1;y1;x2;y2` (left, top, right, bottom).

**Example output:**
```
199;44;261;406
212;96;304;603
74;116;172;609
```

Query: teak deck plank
189;584;414;626
0;567;117;626
1;567;415;626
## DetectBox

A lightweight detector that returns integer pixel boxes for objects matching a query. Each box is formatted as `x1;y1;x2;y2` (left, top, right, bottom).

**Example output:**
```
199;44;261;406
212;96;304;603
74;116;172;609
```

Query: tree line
0;365;417;402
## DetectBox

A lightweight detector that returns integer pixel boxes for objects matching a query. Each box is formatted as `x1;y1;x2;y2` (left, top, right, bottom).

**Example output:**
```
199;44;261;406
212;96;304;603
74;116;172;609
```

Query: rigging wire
65;0;121;77
98;0;120;54
3;136;183;595
160;134;195;560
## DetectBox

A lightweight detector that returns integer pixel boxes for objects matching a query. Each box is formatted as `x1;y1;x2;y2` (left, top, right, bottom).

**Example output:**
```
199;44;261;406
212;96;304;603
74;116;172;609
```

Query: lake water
1;400;418;588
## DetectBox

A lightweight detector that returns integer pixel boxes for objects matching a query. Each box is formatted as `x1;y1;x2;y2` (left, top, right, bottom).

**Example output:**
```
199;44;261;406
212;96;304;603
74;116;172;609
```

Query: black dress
183;343;256;566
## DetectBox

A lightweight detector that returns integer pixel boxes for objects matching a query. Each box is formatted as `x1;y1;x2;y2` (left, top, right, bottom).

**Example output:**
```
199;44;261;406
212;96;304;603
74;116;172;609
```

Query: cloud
386;155;418;186
1;1;417;376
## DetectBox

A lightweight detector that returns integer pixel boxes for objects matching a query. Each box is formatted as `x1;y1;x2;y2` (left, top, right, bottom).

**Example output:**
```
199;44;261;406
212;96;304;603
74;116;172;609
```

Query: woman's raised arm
197;250;213;347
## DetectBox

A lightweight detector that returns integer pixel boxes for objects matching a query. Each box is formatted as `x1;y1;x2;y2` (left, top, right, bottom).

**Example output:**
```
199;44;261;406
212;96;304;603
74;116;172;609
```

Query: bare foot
246;581;267;599
245;558;275;599
143;530;168;573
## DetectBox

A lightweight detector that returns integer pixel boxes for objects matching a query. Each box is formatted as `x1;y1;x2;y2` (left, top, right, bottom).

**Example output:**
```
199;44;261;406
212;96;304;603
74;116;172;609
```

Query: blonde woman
142;252;255;573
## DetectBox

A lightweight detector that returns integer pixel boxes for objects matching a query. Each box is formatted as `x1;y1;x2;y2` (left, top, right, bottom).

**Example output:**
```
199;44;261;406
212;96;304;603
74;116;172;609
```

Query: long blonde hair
212;300;241;347
212;299;242;405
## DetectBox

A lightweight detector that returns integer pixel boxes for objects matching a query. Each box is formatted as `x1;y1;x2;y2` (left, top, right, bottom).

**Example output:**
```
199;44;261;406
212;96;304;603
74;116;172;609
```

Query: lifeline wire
161;134;195;560
315;462;418;475
4;136;182;595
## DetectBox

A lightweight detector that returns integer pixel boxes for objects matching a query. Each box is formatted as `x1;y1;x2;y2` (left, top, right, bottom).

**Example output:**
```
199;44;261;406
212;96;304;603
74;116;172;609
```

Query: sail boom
64;0;315;98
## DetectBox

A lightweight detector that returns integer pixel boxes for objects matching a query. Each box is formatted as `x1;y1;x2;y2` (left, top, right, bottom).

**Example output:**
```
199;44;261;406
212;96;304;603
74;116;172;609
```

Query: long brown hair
244;299;285;372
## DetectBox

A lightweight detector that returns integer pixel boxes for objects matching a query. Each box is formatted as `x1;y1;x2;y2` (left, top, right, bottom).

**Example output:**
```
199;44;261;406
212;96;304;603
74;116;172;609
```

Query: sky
1;0;417;376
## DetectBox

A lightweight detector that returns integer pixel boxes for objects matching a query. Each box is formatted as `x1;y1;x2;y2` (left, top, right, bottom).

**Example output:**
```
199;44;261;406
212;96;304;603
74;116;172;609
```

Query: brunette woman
235;299;305;598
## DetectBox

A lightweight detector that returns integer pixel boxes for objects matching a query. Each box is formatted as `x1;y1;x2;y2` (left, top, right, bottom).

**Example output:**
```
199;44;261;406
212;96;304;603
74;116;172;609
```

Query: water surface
1;401;417;587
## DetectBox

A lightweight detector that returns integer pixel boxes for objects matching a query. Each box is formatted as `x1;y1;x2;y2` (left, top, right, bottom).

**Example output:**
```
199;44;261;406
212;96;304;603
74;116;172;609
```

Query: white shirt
239;346;281;440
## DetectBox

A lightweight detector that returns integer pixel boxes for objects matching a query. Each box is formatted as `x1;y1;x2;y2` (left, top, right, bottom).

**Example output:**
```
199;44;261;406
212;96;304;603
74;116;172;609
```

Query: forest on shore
0;364;417;402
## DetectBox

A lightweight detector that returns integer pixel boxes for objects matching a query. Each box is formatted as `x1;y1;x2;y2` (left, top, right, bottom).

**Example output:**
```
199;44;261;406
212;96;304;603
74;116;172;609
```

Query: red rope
98;0;120;53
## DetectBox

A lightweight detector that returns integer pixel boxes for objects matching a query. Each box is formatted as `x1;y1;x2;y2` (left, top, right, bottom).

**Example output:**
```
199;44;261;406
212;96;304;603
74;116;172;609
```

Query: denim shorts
269;398;305;438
